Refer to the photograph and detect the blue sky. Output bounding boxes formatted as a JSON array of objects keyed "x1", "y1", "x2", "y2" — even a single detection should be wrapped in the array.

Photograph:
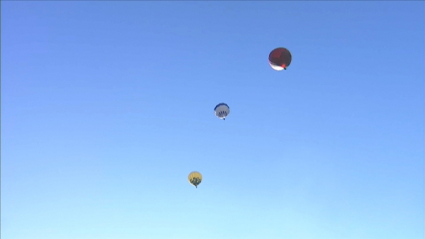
[{"x1": 2, "y1": 1, "x2": 424, "y2": 239}]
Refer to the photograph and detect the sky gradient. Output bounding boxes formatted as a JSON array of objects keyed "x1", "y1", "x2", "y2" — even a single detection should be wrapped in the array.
[{"x1": 2, "y1": 1, "x2": 424, "y2": 239}]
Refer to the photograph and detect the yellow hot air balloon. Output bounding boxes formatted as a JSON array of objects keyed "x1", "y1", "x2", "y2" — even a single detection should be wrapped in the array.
[{"x1": 188, "y1": 171, "x2": 202, "y2": 188}]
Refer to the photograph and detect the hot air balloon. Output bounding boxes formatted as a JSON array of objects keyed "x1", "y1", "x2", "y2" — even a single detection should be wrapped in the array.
[
  {"x1": 214, "y1": 103, "x2": 230, "y2": 120},
  {"x1": 188, "y1": 171, "x2": 202, "y2": 188},
  {"x1": 269, "y1": 47, "x2": 292, "y2": 71}
]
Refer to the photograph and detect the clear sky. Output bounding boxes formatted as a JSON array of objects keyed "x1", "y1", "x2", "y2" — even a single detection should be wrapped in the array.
[{"x1": 2, "y1": 1, "x2": 424, "y2": 239}]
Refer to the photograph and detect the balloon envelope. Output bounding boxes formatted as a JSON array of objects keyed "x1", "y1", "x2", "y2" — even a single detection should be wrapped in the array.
[
  {"x1": 214, "y1": 103, "x2": 230, "y2": 120},
  {"x1": 188, "y1": 171, "x2": 202, "y2": 188},
  {"x1": 269, "y1": 47, "x2": 292, "y2": 70}
]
